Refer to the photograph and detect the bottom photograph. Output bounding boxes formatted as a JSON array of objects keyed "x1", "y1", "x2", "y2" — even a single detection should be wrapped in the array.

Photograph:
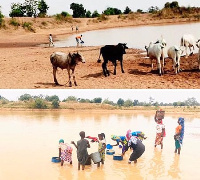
[{"x1": 0, "y1": 89, "x2": 200, "y2": 180}]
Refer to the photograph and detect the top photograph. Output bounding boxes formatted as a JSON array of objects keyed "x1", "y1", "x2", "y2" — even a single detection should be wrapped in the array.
[{"x1": 0, "y1": 0, "x2": 200, "y2": 89}]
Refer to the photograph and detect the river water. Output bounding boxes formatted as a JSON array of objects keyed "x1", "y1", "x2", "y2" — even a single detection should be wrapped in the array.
[
  {"x1": 1, "y1": 111, "x2": 200, "y2": 180},
  {"x1": 54, "y1": 22, "x2": 200, "y2": 53}
]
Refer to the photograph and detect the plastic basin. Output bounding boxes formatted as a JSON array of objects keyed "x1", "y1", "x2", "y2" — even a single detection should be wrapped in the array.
[
  {"x1": 106, "y1": 149, "x2": 115, "y2": 155},
  {"x1": 51, "y1": 157, "x2": 61, "y2": 163},
  {"x1": 113, "y1": 154, "x2": 123, "y2": 161}
]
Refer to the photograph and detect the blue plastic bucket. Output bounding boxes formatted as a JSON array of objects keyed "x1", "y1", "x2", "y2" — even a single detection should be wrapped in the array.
[
  {"x1": 106, "y1": 144, "x2": 113, "y2": 149},
  {"x1": 51, "y1": 157, "x2": 61, "y2": 163}
]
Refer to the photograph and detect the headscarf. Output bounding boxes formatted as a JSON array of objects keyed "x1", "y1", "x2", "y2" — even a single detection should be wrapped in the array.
[
  {"x1": 59, "y1": 139, "x2": 64, "y2": 144},
  {"x1": 178, "y1": 117, "x2": 185, "y2": 144},
  {"x1": 126, "y1": 130, "x2": 132, "y2": 141}
]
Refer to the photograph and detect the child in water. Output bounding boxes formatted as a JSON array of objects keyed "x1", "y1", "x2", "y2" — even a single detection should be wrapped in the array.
[
  {"x1": 58, "y1": 139, "x2": 73, "y2": 166},
  {"x1": 97, "y1": 133, "x2": 106, "y2": 167},
  {"x1": 71, "y1": 131, "x2": 90, "y2": 170}
]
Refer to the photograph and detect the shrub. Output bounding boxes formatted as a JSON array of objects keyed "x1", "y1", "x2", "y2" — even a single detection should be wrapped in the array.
[
  {"x1": 22, "y1": 22, "x2": 35, "y2": 32},
  {"x1": 0, "y1": 9, "x2": 4, "y2": 28},
  {"x1": 52, "y1": 100, "x2": 60, "y2": 108},
  {"x1": 33, "y1": 98, "x2": 47, "y2": 109},
  {"x1": 41, "y1": 21, "x2": 47, "y2": 26},
  {"x1": 97, "y1": 14, "x2": 108, "y2": 21},
  {"x1": 9, "y1": 18, "x2": 20, "y2": 27}
]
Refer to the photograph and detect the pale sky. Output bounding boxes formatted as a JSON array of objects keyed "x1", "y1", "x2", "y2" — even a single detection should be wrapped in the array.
[
  {"x1": 1, "y1": 0, "x2": 200, "y2": 17},
  {"x1": 0, "y1": 89, "x2": 200, "y2": 103}
]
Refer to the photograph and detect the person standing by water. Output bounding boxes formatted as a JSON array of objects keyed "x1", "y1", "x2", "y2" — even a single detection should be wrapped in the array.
[
  {"x1": 49, "y1": 34, "x2": 54, "y2": 47},
  {"x1": 154, "y1": 113, "x2": 166, "y2": 149},
  {"x1": 71, "y1": 131, "x2": 90, "y2": 170},
  {"x1": 75, "y1": 35, "x2": 84, "y2": 46},
  {"x1": 124, "y1": 136, "x2": 145, "y2": 164},
  {"x1": 174, "y1": 117, "x2": 185, "y2": 154},
  {"x1": 97, "y1": 133, "x2": 106, "y2": 167},
  {"x1": 58, "y1": 139, "x2": 73, "y2": 166}
]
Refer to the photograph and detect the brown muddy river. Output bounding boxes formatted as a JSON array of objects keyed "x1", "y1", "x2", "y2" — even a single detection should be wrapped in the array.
[{"x1": 1, "y1": 111, "x2": 200, "y2": 180}]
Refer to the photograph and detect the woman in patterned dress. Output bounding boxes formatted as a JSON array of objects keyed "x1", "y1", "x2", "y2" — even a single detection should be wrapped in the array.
[
  {"x1": 154, "y1": 115, "x2": 166, "y2": 149},
  {"x1": 174, "y1": 117, "x2": 185, "y2": 154},
  {"x1": 97, "y1": 133, "x2": 106, "y2": 167},
  {"x1": 58, "y1": 139, "x2": 73, "y2": 166}
]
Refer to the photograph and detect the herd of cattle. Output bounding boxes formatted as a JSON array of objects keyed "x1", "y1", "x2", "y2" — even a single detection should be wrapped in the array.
[{"x1": 50, "y1": 34, "x2": 200, "y2": 86}]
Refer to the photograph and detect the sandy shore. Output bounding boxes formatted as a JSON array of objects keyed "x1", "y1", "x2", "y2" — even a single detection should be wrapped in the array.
[{"x1": 0, "y1": 15, "x2": 199, "y2": 89}]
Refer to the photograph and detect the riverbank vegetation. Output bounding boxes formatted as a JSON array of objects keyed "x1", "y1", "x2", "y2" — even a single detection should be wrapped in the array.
[
  {"x1": 0, "y1": 1, "x2": 200, "y2": 32},
  {"x1": 0, "y1": 94, "x2": 200, "y2": 112}
]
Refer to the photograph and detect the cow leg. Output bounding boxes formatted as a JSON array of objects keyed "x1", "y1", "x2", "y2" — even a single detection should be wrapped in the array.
[
  {"x1": 185, "y1": 45, "x2": 188, "y2": 58},
  {"x1": 102, "y1": 62, "x2": 107, "y2": 77},
  {"x1": 157, "y1": 58, "x2": 162, "y2": 76},
  {"x1": 113, "y1": 61, "x2": 117, "y2": 75},
  {"x1": 120, "y1": 60, "x2": 125, "y2": 73},
  {"x1": 161, "y1": 55, "x2": 165, "y2": 75},
  {"x1": 151, "y1": 59, "x2": 154, "y2": 71},
  {"x1": 53, "y1": 67, "x2": 59, "y2": 85},
  {"x1": 72, "y1": 69, "x2": 77, "y2": 86},
  {"x1": 67, "y1": 69, "x2": 72, "y2": 87}
]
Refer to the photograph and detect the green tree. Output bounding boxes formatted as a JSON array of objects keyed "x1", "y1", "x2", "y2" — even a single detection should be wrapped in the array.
[
  {"x1": 148, "y1": 6, "x2": 159, "y2": 13},
  {"x1": 124, "y1": 99, "x2": 133, "y2": 107},
  {"x1": 124, "y1": 6, "x2": 132, "y2": 14},
  {"x1": 33, "y1": 98, "x2": 47, "y2": 109},
  {"x1": 45, "y1": 95, "x2": 59, "y2": 102},
  {"x1": 93, "y1": 97, "x2": 102, "y2": 103},
  {"x1": 0, "y1": 7, "x2": 4, "y2": 27},
  {"x1": 9, "y1": 3, "x2": 26, "y2": 17},
  {"x1": 117, "y1": 98, "x2": 124, "y2": 106},
  {"x1": 184, "y1": 97, "x2": 199, "y2": 106},
  {"x1": 86, "y1": 10, "x2": 91, "y2": 18},
  {"x1": 137, "y1": 9, "x2": 144, "y2": 13},
  {"x1": 38, "y1": 0, "x2": 49, "y2": 17},
  {"x1": 170, "y1": 1, "x2": 179, "y2": 8},
  {"x1": 24, "y1": 0, "x2": 38, "y2": 17},
  {"x1": 103, "y1": 7, "x2": 122, "y2": 15},
  {"x1": 61, "y1": 11, "x2": 70, "y2": 17},
  {"x1": 133, "y1": 99, "x2": 139, "y2": 106},
  {"x1": 92, "y1": 10, "x2": 100, "y2": 18},
  {"x1": 102, "y1": 98, "x2": 115, "y2": 106},
  {"x1": 70, "y1": 3, "x2": 86, "y2": 18},
  {"x1": 63, "y1": 96, "x2": 77, "y2": 102},
  {"x1": 19, "y1": 94, "x2": 32, "y2": 101},
  {"x1": 52, "y1": 99, "x2": 60, "y2": 108}
]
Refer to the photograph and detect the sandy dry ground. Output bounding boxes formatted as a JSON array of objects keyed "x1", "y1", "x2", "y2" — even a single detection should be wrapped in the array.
[{"x1": 0, "y1": 15, "x2": 199, "y2": 89}]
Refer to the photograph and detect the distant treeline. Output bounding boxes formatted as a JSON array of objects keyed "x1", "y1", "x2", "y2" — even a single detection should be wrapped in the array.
[{"x1": 0, "y1": 94, "x2": 200, "y2": 109}]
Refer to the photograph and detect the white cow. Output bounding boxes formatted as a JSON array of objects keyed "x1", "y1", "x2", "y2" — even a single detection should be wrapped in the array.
[
  {"x1": 145, "y1": 42, "x2": 165, "y2": 75},
  {"x1": 180, "y1": 34, "x2": 196, "y2": 58},
  {"x1": 167, "y1": 46, "x2": 182, "y2": 74},
  {"x1": 196, "y1": 39, "x2": 200, "y2": 70}
]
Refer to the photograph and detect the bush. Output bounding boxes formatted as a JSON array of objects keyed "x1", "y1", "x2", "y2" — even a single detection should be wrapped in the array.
[
  {"x1": 97, "y1": 14, "x2": 108, "y2": 21},
  {"x1": 33, "y1": 98, "x2": 47, "y2": 109},
  {"x1": 0, "y1": 9, "x2": 4, "y2": 28},
  {"x1": 52, "y1": 100, "x2": 60, "y2": 108},
  {"x1": 9, "y1": 18, "x2": 20, "y2": 27},
  {"x1": 22, "y1": 22, "x2": 35, "y2": 32}
]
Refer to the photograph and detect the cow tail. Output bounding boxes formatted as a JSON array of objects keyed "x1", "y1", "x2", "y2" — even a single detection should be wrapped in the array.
[{"x1": 97, "y1": 49, "x2": 102, "y2": 63}]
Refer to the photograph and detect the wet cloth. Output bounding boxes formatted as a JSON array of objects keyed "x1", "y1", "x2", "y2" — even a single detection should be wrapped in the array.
[
  {"x1": 58, "y1": 143, "x2": 73, "y2": 162},
  {"x1": 98, "y1": 139, "x2": 106, "y2": 161},
  {"x1": 128, "y1": 136, "x2": 145, "y2": 161},
  {"x1": 77, "y1": 139, "x2": 89, "y2": 165}
]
